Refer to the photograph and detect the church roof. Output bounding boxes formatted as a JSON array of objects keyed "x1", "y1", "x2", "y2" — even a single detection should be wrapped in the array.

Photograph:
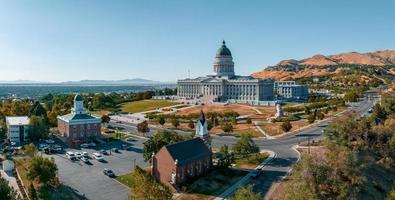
[
  {"x1": 216, "y1": 40, "x2": 232, "y2": 56},
  {"x1": 164, "y1": 138, "x2": 211, "y2": 166}
]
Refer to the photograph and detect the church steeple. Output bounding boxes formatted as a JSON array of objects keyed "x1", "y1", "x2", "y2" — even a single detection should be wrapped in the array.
[{"x1": 195, "y1": 109, "x2": 210, "y2": 148}]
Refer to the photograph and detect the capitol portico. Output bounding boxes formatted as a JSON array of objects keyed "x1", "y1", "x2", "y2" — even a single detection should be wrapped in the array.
[{"x1": 177, "y1": 41, "x2": 274, "y2": 104}]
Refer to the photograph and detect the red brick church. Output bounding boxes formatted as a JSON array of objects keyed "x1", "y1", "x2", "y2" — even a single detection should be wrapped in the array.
[
  {"x1": 57, "y1": 94, "x2": 101, "y2": 144},
  {"x1": 152, "y1": 110, "x2": 212, "y2": 189}
]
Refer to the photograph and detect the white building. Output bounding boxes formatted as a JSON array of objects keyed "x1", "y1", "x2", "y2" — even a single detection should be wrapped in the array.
[
  {"x1": 177, "y1": 41, "x2": 275, "y2": 105},
  {"x1": 5, "y1": 116, "x2": 30, "y2": 144}
]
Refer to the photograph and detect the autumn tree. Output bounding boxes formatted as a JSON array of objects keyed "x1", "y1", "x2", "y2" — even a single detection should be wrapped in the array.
[
  {"x1": 27, "y1": 155, "x2": 58, "y2": 185},
  {"x1": 229, "y1": 185, "x2": 260, "y2": 200},
  {"x1": 171, "y1": 118, "x2": 180, "y2": 128},
  {"x1": 130, "y1": 165, "x2": 172, "y2": 200},
  {"x1": 137, "y1": 120, "x2": 150, "y2": 134}
]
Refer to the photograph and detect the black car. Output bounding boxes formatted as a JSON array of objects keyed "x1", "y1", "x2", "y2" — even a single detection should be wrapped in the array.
[
  {"x1": 103, "y1": 169, "x2": 115, "y2": 177},
  {"x1": 100, "y1": 149, "x2": 108, "y2": 155}
]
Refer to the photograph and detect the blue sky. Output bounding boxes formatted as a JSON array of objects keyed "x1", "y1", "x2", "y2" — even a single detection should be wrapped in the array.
[{"x1": 0, "y1": 0, "x2": 394, "y2": 82}]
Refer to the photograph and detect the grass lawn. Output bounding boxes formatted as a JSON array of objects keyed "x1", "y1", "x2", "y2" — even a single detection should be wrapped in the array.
[
  {"x1": 234, "y1": 152, "x2": 269, "y2": 169},
  {"x1": 116, "y1": 172, "x2": 134, "y2": 188},
  {"x1": 185, "y1": 168, "x2": 248, "y2": 196},
  {"x1": 121, "y1": 100, "x2": 178, "y2": 113}
]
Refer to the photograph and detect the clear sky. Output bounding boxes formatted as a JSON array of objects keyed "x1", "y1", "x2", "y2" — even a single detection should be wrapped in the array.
[{"x1": 0, "y1": 0, "x2": 394, "y2": 82}]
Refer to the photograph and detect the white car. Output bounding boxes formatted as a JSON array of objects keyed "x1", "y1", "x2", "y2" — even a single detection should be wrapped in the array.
[
  {"x1": 82, "y1": 152, "x2": 89, "y2": 157},
  {"x1": 66, "y1": 151, "x2": 76, "y2": 160},
  {"x1": 75, "y1": 152, "x2": 82, "y2": 158},
  {"x1": 92, "y1": 153, "x2": 104, "y2": 161}
]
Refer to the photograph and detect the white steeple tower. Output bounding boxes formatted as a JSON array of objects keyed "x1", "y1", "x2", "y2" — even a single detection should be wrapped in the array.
[
  {"x1": 72, "y1": 94, "x2": 86, "y2": 115},
  {"x1": 195, "y1": 109, "x2": 210, "y2": 148}
]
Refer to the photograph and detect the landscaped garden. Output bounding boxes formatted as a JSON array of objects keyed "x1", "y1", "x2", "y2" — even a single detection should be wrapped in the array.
[
  {"x1": 121, "y1": 99, "x2": 178, "y2": 113},
  {"x1": 184, "y1": 168, "x2": 248, "y2": 196},
  {"x1": 116, "y1": 172, "x2": 134, "y2": 188}
]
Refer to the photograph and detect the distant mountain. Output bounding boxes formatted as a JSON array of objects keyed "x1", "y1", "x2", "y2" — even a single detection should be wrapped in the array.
[
  {"x1": 252, "y1": 50, "x2": 395, "y2": 80},
  {"x1": 60, "y1": 78, "x2": 173, "y2": 85},
  {"x1": 0, "y1": 78, "x2": 174, "y2": 85}
]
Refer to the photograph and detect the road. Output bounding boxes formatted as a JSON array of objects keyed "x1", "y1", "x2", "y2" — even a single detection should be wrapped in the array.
[
  {"x1": 211, "y1": 95, "x2": 377, "y2": 198},
  {"x1": 108, "y1": 90, "x2": 379, "y2": 199}
]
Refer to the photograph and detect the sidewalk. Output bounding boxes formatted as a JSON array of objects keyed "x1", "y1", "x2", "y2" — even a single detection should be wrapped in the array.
[{"x1": 214, "y1": 150, "x2": 276, "y2": 200}]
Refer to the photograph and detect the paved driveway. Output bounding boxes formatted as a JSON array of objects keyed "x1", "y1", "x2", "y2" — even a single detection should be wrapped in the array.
[{"x1": 46, "y1": 139, "x2": 148, "y2": 200}]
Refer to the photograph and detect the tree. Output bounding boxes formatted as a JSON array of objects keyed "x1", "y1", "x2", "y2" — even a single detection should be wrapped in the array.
[
  {"x1": 229, "y1": 185, "x2": 260, "y2": 200},
  {"x1": 171, "y1": 118, "x2": 180, "y2": 128},
  {"x1": 28, "y1": 116, "x2": 49, "y2": 142},
  {"x1": 27, "y1": 155, "x2": 58, "y2": 185},
  {"x1": 0, "y1": 176, "x2": 19, "y2": 200},
  {"x1": 130, "y1": 165, "x2": 172, "y2": 200},
  {"x1": 188, "y1": 120, "x2": 195, "y2": 129},
  {"x1": 281, "y1": 121, "x2": 292, "y2": 132},
  {"x1": 143, "y1": 130, "x2": 185, "y2": 162},
  {"x1": 388, "y1": 186, "x2": 395, "y2": 200},
  {"x1": 23, "y1": 143, "x2": 38, "y2": 156},
  {"x1": 307, "y1": 114, "x2": 316, "y2": 124},
  {"x1": 28, "y1": 182, "x2": 38, "y2": 200},
  {"x1": 101, "y1": 114, "x2": 111, "y2": 124},
  {"x1": 246, "y1": 118, "x2": 252, "y2": 124},
  {"x1": 217, "y1": 144, "x2": 234, "y2": 168},
  {"x1": 232, "y1": 133, "x2": 259, "y2": 155},
  {"x1": 158, "y1": 116, "x2": 165, "y2": 126},
  {"x1": 316, "y1": 111, "x2": 325, "y2": 120},
  {"x1": 0, "y1": 119, "x2": 7, "y2": 141},
  {"x1": 207, "y1": 121, "x2": 213, "y2": 130},
  {"x1": 221, "y1": 123, "x2": 233, "y2": 133},
  {"x1": 137, "y1": 121, "x2": 150, "y2": 134}
]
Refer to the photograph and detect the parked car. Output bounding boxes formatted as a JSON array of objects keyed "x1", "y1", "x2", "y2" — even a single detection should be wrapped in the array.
[
  {"x1": 111, "y1": 148, "x2": 119, "y2": 153},
  {"x1": 80, "y1": 143, "x2": 89, "y2": 148},
  {"x1": 103, "y1": 169, "x2": 115, "y2": 177},
  {"x1": 75, "y1": 152, "x2": 83, "y2": 158},
  {"x1": 82, "y1": 152, "x2": 89, "y2": 157},
  {"x1": 92, "y1": 153, "x2": 104, "y2": 161},
  {"x1": 368, "y1": 108, "x2": 373, "y2": 113},
  {"x1": 80, "y1": 157, "x2": 90, "y2": 164},
  {"x1": 66, "y1": 151, "x2": 76, "y2": 160},
  {"x1": 88, "y1": 142, "x2": 97, "y2": 147},
  {"x1": 45, "y1": 139, "x2": 55, "y2": 144},
  {"x1": 99, "y1": 149, "x2": 108, "y2": 155}
]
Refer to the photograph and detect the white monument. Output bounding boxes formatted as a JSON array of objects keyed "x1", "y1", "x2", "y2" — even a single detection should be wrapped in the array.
[{"x1": 275, "y1": 101, "x2": 284, "y2": 118}]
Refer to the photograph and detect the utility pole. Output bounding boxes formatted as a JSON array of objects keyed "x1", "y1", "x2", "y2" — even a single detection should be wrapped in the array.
[{"x1": 308, "y1": 136, "x2": 311, "y2": 154}]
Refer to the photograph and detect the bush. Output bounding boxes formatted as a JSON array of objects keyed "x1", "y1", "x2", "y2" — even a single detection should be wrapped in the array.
[
  {"x1": 281, "y1": 121, "x2": 292, "y2": 132},
  {"x1": 221, "y1": 123, "x2": 234, "y2": 133},
  {"x1": 307, "y1": 114, "x2": 316, "y2": 124},
  {"x1": 246, "y1": 118, "x2": 252, "y2": 124}
]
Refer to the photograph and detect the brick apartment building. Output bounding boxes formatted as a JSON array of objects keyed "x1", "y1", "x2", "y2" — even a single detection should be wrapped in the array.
[
  {"x1": 152, "y1": 137, "x2": 212, "y2": 189},
  {"x1": 57, "y1": 94, "x2": 101, "y2": 144}
]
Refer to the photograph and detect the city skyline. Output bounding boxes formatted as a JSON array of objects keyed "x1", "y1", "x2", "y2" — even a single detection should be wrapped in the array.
[{"x1": 1, "y1": 0, "x2": 395, "y2": 82}]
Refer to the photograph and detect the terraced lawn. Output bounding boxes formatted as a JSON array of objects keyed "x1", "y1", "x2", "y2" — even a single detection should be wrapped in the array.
[{"x1": 121, "y1": 100, "x2": 178, "y2": 113}]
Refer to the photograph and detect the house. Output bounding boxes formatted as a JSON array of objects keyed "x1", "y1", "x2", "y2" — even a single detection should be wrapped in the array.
[
  {"x1": 57, "y1": 94, "x2": 101, "y2": 144},
  {"x1": 5, "y1": 116, "x2": 29, "y2": 144},
  {"x1": 152, "y1": 137, "x2": 212, "y2": 189}
]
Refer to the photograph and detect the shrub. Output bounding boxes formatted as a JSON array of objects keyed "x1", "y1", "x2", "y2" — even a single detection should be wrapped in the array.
[{"x1": 281, "y1": 121, "x2": 292, "y2": 132}]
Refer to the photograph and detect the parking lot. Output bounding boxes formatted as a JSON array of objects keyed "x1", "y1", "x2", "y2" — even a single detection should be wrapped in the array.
[{"x1": 45, "y1": 138, "x2": 148, "y2": 200}]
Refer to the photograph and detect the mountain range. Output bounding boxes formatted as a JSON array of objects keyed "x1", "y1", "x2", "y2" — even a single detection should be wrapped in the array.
[
  {"x1": 0, "y1": 78, "x2": 174, "y2": 85},
  {"x1": 252, "y1": 50, "x2": 395, "y2": 80}
]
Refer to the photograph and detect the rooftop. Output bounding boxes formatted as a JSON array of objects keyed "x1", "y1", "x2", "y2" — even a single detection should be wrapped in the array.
[
  {"x1": 6, "y1": 116, "x2": 29, "y2": 126},
  {"x1": 164, "y1": 138, "x2": 211, "y2": 166},
  {"x1": 58, "y1": 113, "x2": 99, "y2": 122}
]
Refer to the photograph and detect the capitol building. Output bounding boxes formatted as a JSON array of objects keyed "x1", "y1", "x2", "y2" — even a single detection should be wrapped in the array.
[{"x1": 177, "y1": 41, "x2": 275, "y2": 104}]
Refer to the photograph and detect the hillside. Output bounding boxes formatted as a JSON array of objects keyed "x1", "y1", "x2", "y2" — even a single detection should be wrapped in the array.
[{"x1": 252, "y1": 50, "x2": 395, "y2": 81}]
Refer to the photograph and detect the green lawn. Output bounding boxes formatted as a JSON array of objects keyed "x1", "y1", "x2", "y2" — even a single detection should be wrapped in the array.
[
  {"x1": 186, "y1": 168, "x2": 248, "y2": 196},
  {"x1": 116, "y1": 172, "x2": 134, "y2": 188},
  {"x1": 234, "y1": 152, "x2": 269, "y2": 168},
  {"x1": 121, "y1": 100, "x2": 178, "y2": 113}
]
